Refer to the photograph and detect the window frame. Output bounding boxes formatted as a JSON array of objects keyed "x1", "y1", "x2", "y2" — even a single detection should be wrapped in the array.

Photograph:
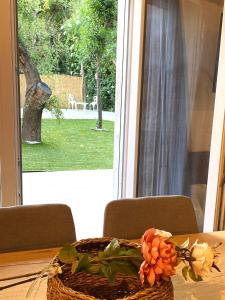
[
  {"x1": 0, "y1": 0, "x2": 22, "y2": 207},
  {"x1": 114, "y1": 0, "x2": 225, "y2": 232},
  {"x1": 204, "y1": 3, "x2": 225, "y2": 231},
  {"x1": 113, "y1": 0, "x2": 146, "y2": 199}
]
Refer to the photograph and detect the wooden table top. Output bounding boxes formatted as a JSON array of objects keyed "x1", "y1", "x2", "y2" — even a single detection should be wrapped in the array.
[{"x1": 0, "y1": 231, "x2": 225, "y2": 299}]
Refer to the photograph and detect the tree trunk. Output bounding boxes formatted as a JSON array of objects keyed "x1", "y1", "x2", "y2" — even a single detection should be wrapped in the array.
[
  {"x1": 96, "y1": 54, "x2": 102, "y2": 129},
  {"x1": 80, "y1": 63, "x2": 86, "y2": 104},
  {"x1": 18, "y1": 43, "x2": 52, "y2": 143}
]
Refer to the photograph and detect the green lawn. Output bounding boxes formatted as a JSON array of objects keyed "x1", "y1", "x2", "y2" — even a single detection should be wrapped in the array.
[{"x1": 22, "y1": 119, "x2": 114, "y2": 171}]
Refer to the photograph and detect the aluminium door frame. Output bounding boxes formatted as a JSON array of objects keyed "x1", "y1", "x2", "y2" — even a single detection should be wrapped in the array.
[
  {"x1": 113, "y1": 0, "x2": 146, "y2": 199},
  {"x1": 0, "y1": 0, "x2": 22, "y2": 207},
  {"x1": 114, "y1": 0, "x2": 225, "y2": 232},
  {"x1": 204, "y1": 2, "x2": 225, "y2": 231}
]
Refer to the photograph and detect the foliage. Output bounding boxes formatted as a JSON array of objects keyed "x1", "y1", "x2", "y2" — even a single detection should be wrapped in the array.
[
  {"x1": 78, "y1": 0, "x2": 117, "y2": 59},
  {"x1": 59, "y1": 239, "x2": 142, "y2": 283},
  {"x1": 18, "y1": 0, "x2": 74, "y2": 74},
  {"x1": 25, "y1": 228, "x2": 222, "y2": 298},
  {"x1": 79, "y1": 0, "x2": 117, "y2": 113},
  {"x1": 43, "y1": 0, "x2": 74, "y2": 26},
  {"x1": 62, "y1": 0, "x2": 117, "y2": 111},
  {"x1": 45, "y1": 95, "x2": 64, "y2": 119},
  {"x1": 49, "y1": 229, "x2": 221, "y2": 287},
  {"x1": 22, "y1": 119, "x2": 114, "y2": 171},
  {"x1": 41, "y1": 0, "x2": 76, "y2": 74},
  {"x1": 18, "y1": 0, "x2": 56, "y2": 74},
  {"x1": 82, "y1": 59, "x2": 116, "y2": 111},
  {"x1": 18, "y1": 0, "x2": 117, "y2": 111}
]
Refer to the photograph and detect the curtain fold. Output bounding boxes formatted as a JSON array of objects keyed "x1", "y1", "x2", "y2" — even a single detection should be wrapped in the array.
[{"x1": 138, "y1": 0, "x2": 190, "y2": 196}]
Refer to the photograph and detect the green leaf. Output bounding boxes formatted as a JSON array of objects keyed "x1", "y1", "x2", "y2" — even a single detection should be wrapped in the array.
[
  {"x1": 110, "y1": 260, "x2": 139, "y2": 276},
  {"x1": 103, "y1": 239, "x2": 120, "y2": 257},
  {"x1": 58, "y1": 244, "x2": 78, "y2": 264},
  {"x1": 76, "y1": 254, "x2": 91, "y2": 272},
  {"x1": 182, "y1": 266, "x2": 189, "y2": 281},
  {"x1": 71, "y1": 261, "x2": 79, "y2": 273},
  {"x1": 118, "y1": 247, "x2": 142, "y2": 258},
  {"x1": 100, "y1": 263, "x2": 116, "y2": 283},
  {"x1": 100, "y1": 260, "x2": 139, "y2": 283},
  {"x1": 102, "y1": 241, "x2": 141, "y2": 260},
  {"x1": 188, "y1": 268, "x2": 203, "y2": 282},
  {"x1": 98, "y1": 251, "x2": 104, "y2": 259}
]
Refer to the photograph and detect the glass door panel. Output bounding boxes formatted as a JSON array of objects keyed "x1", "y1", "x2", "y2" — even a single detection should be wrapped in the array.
[
  {"x1": 138, "y1": 0, "x2": 224, "y2": 230},
  {"x1": 17, "y1": 0, "x2": 117, "y2": 239}
]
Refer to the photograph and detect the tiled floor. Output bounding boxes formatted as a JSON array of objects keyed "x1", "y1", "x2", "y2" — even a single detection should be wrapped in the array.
[{"x1": 22, "y1": 170, "x2": 114, "y2": 241}]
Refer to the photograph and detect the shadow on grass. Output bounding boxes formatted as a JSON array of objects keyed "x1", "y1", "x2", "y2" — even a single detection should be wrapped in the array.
[{"x1": 23, "y1": 142, "x2": 59, "y2": 150}]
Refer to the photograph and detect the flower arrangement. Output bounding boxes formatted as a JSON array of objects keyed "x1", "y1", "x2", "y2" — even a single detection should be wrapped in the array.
[
  {"x1": 139, "y1": 228, "x2": 221, "y2": 286},
  {"x1": 24, "y1": 228, "x2": 221, "y2": 299},
  {"x1": 47, "y1": 228, "x2": 220, "y2": 286},
  {"x1": 0, "y1": 228, "x2": 221, "y2": 300}
]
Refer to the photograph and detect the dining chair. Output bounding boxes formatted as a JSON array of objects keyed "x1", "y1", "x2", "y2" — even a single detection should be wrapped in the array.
[
  {"x1": 103, "y1": 195, "x2": 199, "y2": 239},
  {"x1": 0, "y1": 203, "x2": 76, "y2": 252}
]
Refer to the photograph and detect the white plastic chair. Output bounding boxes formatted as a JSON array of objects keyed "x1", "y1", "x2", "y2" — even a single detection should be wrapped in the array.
[
  {"x1": 89, "y1": 96, "x2": 98, "y2": 110},
  {"x1": 68, "y1": 94, "x2": 77, "y2": 110},
  {"x1": 76, "y1": 100, "x2": 89, "y2": 110}
]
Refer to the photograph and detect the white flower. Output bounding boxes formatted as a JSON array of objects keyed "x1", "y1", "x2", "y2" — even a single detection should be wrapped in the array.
[
  {"x1": 191, "y1": 242, "x2": 214, "y2": 277},
  {"x1": 155, "y1": 229, "x2": 172, "y2": 238}
]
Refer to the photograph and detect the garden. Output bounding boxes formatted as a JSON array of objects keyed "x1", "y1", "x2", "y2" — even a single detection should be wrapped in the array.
[
  {"x1": 18, "y1": 0, "x2": 117, "y2": 171},
  {"x1": 22, "y1": 119, "x2": 114, "y2": 171}
]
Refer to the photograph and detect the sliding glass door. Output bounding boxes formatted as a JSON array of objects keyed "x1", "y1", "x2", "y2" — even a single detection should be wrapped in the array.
[{"x1": 137, "y1": 0, "x2": 224, "y2": 230}]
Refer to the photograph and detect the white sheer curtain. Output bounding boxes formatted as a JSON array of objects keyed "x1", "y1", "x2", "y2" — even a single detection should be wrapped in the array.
[
  {"x1": 138, "y1": 0, "x2": 189, "y2": 196},
  {"x1": 137, "y1": 0, "x2": 223, "y2": 230}
]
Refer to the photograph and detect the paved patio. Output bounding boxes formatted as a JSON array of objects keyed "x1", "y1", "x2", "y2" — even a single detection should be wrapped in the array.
[
  {"x1": 42, "y1": 108, "x2": 115, "y2": 121},
  {"x1": 22, "y1": 109, "x2": 115, "y2": 240}
]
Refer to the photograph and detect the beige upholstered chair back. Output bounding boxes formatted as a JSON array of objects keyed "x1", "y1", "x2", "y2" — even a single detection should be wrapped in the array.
[
  {"x1": 103, "y1": 196, "x2": 199, "y2": 239},
  {"x1": 0, "y1": 204, "x2": 76, "y2": 252}
]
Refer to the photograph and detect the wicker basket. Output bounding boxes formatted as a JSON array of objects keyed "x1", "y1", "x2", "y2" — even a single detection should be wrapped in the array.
[{"x1": 47, "y1": 238, "x2": 174, "y2": 300}]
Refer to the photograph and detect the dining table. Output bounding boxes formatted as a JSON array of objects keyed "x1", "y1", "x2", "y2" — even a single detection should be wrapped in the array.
[{"x1": 0, "y1": 231, "x2": 225, "y2": 300}]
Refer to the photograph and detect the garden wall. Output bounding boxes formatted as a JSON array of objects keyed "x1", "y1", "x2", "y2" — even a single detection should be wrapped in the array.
[{"x1": 19, "y1": 74, "x2": 84, "y2": 108}]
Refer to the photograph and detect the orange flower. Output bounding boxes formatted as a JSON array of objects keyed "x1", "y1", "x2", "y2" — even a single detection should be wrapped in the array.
[{"x1": 139, "y1": 228, "x2": 177, "y2": 286}]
